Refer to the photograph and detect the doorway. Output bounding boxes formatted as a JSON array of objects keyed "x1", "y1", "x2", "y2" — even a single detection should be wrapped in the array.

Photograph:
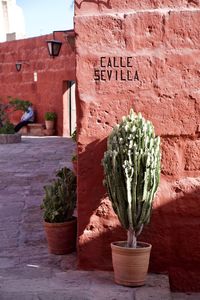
[{"x1": 63, "y1": 81, "x2": 76, "y2": 137}]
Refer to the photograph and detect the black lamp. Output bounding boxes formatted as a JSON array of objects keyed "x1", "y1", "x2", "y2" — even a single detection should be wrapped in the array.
[
  {"x1": 15, "y1": 60, "x2": 30, "y2": 72},
  {"x1": 15, "y1": 62, "x2": 22, "y2": 72},
  {"x1": 46, "y1": 30, "x2": 74, "y2": 58},
  {"x1": 46, "y1": 39, "x2": 62, "y2": 57}
]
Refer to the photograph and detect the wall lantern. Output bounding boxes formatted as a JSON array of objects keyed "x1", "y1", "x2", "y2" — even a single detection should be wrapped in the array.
[
  {"x1": 15, "y1": 60, "x2": 30, "y2": 72},
  {"x1": 46, "y1": 29, "x2": 74, "y2": 58},
  {"x1": 15, "y1": 62, "x2": 22, "y2": 72},
  {"x1": 46, "y1": 39, "x2": 62, "y2": 57}
]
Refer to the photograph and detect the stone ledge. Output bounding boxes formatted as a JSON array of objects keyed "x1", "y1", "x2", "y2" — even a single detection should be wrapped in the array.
[
  {"x1": 0, "y1": 272, "x2": 171, "y2": 300},
  {"x1": 0, "y1": 133, "x2": 21, "y2": 144},
  {"x1": 19, "y1": 123, "x2": 45, "y2": 136}
]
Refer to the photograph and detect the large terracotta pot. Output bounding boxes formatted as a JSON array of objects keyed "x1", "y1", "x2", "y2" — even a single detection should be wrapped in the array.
[
  {"x1": 45, "y1": 120, "x2": 54, "y2": 130},
  {"x1": 44, "y1": 217, "x2": 77, "y2": 254},
  {"x1": 111, "y1": 241, "x2": 152, "y2": 286}
]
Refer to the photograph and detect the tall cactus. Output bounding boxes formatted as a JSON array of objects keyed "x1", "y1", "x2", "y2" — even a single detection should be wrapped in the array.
[{"x1": 102, "y1": 109, "x2": 161, "y2": 248}]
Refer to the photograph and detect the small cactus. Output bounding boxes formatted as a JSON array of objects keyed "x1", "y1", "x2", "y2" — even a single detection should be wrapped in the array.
[
  {"x1": 41, "y1": 167, "x2": 76, "y2": 223},
  {"x1": 102, "y1": 109, "x2": 161, "y2": 248}
]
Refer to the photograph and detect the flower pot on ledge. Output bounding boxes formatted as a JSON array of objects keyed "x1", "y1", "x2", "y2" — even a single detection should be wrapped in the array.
[
  {"x1": 45, "y1": 120, "x2": 55, "y2": 130},
  {"x1": 44, "y1": 112, "x2": 57, "y2": 133}
]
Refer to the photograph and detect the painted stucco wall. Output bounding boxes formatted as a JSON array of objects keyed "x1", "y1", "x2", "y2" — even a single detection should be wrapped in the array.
[
  {"x1": 0, "y1": 31, "x2": 75, "y2": 135},
  {"x1": 75, "y1": 1, "x2": 200, "y2": 292},
  {"x1": 0, "y1": 0, "x2": 25, "y2": 42}
]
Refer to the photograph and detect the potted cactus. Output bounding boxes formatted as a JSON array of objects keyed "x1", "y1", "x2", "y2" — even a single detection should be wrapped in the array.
[
  {"x1": 41, "y1": 167, "x2": 77, "y2": 254},
  {"x1": 102, "y1": 109, "x2": 161, "y2": 286}
]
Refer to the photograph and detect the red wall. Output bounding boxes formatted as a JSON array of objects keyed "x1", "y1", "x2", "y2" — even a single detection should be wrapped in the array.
[
  {"x1": 75, "y1": 1, "x2": 200, "y2": 292},
  {"x1": 0, "y1": 31, "x2": 75, "y2": 135}
]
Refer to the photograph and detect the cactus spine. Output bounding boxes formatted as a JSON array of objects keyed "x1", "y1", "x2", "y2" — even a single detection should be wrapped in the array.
[{"x1": 102, "y1": 109, "x2": 161, "y2": 248}]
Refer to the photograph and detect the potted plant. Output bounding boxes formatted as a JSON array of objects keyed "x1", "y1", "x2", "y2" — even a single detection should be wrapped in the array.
[
  {"x1": 102, "y1": 109, "x2": 161, "y2": 286},
  {"x1": 8, "y1": 97, "x2": 32, "y2": 112},
  {"x1": 71, "y1": 128, "x2": 77, "y2": 174},
  {"x1": 41, "y1": 167, "x2": 77, "y2": 254},
  {"x1": 44, "y1": 111, "x2": 57, "y2": 130}
]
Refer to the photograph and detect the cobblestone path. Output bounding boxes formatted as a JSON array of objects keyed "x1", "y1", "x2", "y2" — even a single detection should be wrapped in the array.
[{"x1": 0, "y1": 137, "x2": 198, "y2": 299}]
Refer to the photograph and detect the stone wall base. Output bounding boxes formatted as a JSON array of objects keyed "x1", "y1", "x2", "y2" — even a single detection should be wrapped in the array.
[{"x1": 0, "y1": 134, "x2": 21, "y2": 144}]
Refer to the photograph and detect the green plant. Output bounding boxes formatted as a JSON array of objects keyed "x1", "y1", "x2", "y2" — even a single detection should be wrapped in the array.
[
  {"x1": 71, "y1": 154, "x2": 77, "y2": 162},
  {"x1": 0, "y1": 101, "x2": 9, "y2": 128},
  {"x1": 0, "y1": 97, "x2": 32, "y2": 134},
  {"x1": 102, "y1": 109, "x2": 161, "y2": 248},
  {"x1": 71, "y1": 128, "x2": 77, "y2": 142},
  {"x1": 8, "y1": 97, "x2": 32, "y2": 112},
  {"x1": 41, "y1": 167, "x2": 76, "y2": 223},
  {"x1": 44, "y1": 112, "x2": 57, "y2": 121},
  {"x1": 0, "y1": 121, "x2": 15, "y2": 134}
]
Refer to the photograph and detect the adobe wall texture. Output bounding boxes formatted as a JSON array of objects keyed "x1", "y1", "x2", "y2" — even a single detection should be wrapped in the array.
[
  {"x1": 0, "y1": 32, "x2": 75, "y2": 135},
  {"x1": 75, "y1": 1, "x2": 200, "y2": 292}
]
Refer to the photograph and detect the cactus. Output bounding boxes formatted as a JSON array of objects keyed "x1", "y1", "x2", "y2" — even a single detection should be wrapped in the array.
[
  {"x1": 41, "y1": 167, "x2": 76, "y2": 223},
  {"x1": 102, "y1": 109, "x2": 161, "y2": 248}
]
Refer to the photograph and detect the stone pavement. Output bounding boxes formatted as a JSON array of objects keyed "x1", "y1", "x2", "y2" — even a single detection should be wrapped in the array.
[{"x1": 0, "y1": 136, "x2": 199, "y2": 300}]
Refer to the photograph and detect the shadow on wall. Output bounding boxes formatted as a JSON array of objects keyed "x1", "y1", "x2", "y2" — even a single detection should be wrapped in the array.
[
  {"x1": 75, "y1": 0, "x2": 112, "y2": 9},
  {"x1": 77, "y1": 137, "x2": 124, "y2": 269},
  {"x1": 145, "y1": 180, "x2": 200, "y2": 292},
  {"x1": 77, "y1": 138, "x2": 200, "y2": 291},
  {"x1": 77, "y1": 137, "x2": 108, "y2": 233}
]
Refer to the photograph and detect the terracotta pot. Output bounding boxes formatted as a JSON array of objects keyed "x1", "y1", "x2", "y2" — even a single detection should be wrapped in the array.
[
  {"x1": 44, "y1": 217, "x2": 77, "y2": 254},
  {"x1": 111, "y1": 241, "x2": 152, "y2": 287},
  {"x1": 44, "y1": 128, "x2": 55, "y2": 136},
  {"x1": 45, "y1": 120, "x2": 54, "y2": 130}
]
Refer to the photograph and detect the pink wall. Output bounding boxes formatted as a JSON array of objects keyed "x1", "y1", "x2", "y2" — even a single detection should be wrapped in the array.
[
  {"x1": 0, "y1": 31, "x2": 75, "y2": 135},
  {"x1": 75, "y1": 1, "x2": 200, "y2": 292}
]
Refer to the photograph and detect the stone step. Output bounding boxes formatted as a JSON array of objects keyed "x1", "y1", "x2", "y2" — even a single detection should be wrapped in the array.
[
  {"x1": 135, "y1": 273, "x2": 172, "y2": 300},
  {"x1": 0, "y1": 270, "x2": 172, "y2": 300},
  {"x1": 171, "y1": 292, "x2": 200, "y2": 300},
  {"x1": 19, "y1": 123, "x2": 45, "y2": 136}
]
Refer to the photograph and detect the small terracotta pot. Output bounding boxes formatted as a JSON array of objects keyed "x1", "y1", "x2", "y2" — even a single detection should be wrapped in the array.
[
  {"x1": 44, "y1": 217, "x2": 77, "y2": 254},
  {"x1": 45, "y1": 120, "x2": 54, "y2": 130},
  {"x1": 111, "y1": 241, "x2": 152, "y2": 287}
]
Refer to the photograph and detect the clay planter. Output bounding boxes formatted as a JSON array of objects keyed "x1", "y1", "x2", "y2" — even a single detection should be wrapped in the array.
[
  {"x1": 44, "y1": 217, "x2": 77, "y2": 254},
  {"x1": 45, "y1": 120, "x2": 54, "y2": 130},
  {"x1": 111, "y1": 241, "x2": 152, "y2": 287}
]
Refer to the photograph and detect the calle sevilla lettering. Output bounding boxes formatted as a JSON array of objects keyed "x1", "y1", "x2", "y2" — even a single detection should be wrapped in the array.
[{"x1": 94, "y1": 57, "x2": 139, "y2": 82}]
